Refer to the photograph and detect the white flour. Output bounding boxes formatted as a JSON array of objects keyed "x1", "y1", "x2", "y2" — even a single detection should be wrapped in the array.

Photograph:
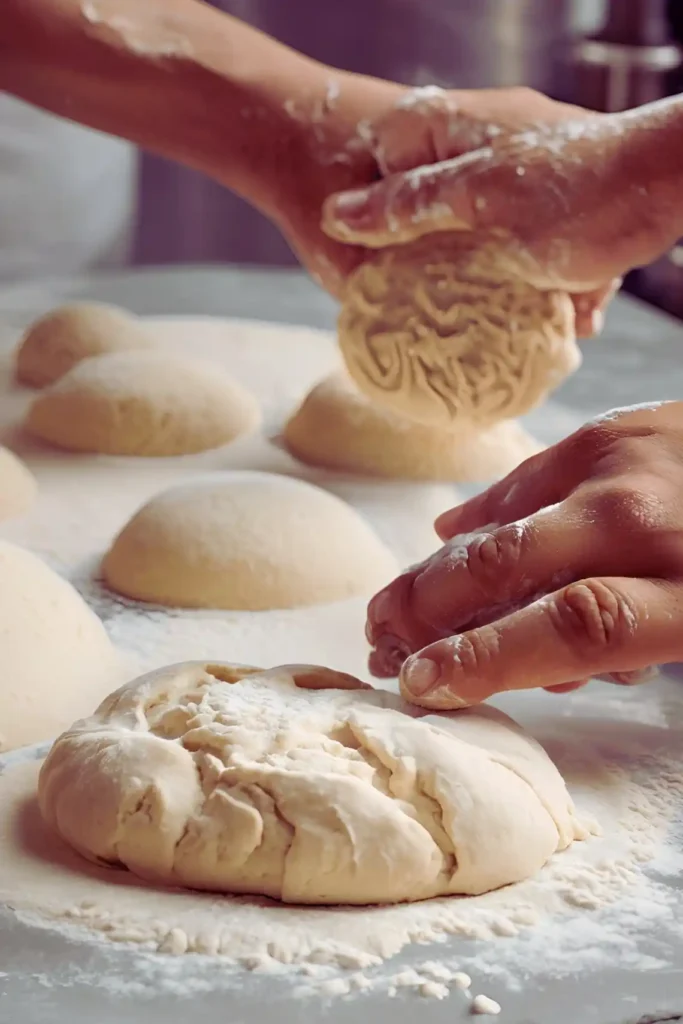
[{"x1": 0, "y1": 316, "x2": 682, "y2": 1012}]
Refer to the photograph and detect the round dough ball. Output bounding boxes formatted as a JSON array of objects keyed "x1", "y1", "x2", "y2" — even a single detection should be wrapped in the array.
[
  {"x1": 25, "y1": 350, "x2": 261, "y2": 456},
  {"x1": 102, "y1": 471, "x2": 398, "y2": 610},
  {"x1": 38, "y1": 661, "x2": 588, "y2": 904},
  {"x1": 283, "y1": 372, "x2": 541, "y2": 482},
  {"x1": 0, "y1": 540, "x2": 121, "y2": 752},
  {"x1": 339, "y1": 233, "x2": 581, "y2": 428},
  {"x1": 15, "y1": 302, "x2": 154, "y2": 388},
  {"x1": 0, "y1": 447, "x2": 37, "y2": 521}
]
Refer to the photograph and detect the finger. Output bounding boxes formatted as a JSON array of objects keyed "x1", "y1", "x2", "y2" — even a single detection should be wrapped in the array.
[
  {"x1": 372, "y1": 94, "x2": 447, "y2": 176},
  {"x1": 597, "y1": 665, "x2": 660, "y2": 686},
  {"x1": 322, "y1": 150, "x2": 491, "y2": 247},
  {"x1": 366, "y1": 573, "x2": 425, "y2": 668},
  {"x1": 367, "y1": 446, "x2": 578, "y2": 667},
  {"x1": 571, "y1": 278, "x2": 621, "y2": 339},
  {"x1": 406, "y1": 503, "x2": 596, "y2": 647},
  {"x1": 434, "y1": 444, "x2": 562, "y2": 541},
  {"x1": 367, "y1": 492, "x2": 596, "y2": 666},
  {"x1": 399, "y1": 577, "x2": 683, "y2": 708},
  {"x1": 544, "y1": 680, "x2": 590, "y2": 694},
  {"x1": 374, "y1": 95, "x2": 492, "y2": 176}
]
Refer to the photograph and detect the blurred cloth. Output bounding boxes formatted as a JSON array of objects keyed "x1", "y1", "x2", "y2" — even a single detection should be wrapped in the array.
[{"x1": 0, "y1": 95, "x2": 137, "y2": 283}]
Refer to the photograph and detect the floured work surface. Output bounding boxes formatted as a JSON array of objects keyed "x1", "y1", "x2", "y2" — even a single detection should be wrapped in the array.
[{"x1": 0, "y1": 316, "x2": 682, "y2": 1023}]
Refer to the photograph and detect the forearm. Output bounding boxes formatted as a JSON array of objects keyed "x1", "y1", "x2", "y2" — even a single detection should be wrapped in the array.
[{"x1": 0, "y1": 0, "x2": 336, "y2": 216}]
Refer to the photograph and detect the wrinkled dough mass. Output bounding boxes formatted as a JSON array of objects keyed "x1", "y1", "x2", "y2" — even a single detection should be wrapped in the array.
[
  {"x1": 283, "y1": 372, "x2": 541, "y2": 482},
  {"x1": 38, "y1": 662, "x2": 588, "y2": 905},
  {"x1": 15, "y1": 302, "x2": 154, "y2": 388},
  {"x1": 25, "y1": 350, "x2": 261, "y2": 456},
  {"x1": 102, "y1": 471, "x2": 398, "y2": 610},
  {"x1": 339, "y1": 233, "x2": 580, "y2": 428}
]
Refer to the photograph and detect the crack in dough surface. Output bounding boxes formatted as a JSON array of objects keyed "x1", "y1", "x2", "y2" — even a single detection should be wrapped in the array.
[{"x1": 38, "y1": 661, "x2": 588, "y2": 905}]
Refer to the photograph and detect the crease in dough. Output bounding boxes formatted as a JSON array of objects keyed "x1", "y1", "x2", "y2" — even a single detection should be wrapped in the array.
[{"x1": 38, "y1": 661, "x2": 590, "y2": 906}]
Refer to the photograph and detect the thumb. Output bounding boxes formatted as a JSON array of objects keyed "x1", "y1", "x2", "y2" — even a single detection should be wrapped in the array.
[{"x1": 321, "y1": 149, "x2": 492, "y2": 248}]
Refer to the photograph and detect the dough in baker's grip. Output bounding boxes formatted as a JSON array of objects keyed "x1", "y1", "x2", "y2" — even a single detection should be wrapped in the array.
[
  {"x1": 102, "y1": 471, "x2": 399, "y2": 610},
  {"x1": 0, "y1": 446, "x2": 37, "y2": 521},
  {"x1": 38, "y1": 661, "x2": 589, "y2": 904},
  {"x1": 338, "y1": 232, "x2": 581, "y2": 428},
  {"x1": 15, "y1": 302, "x2": 155, "y2": 388},
  {"x1": 0, "y1": 540, "x2": 122, "y2": 751},
  {"x1": 283, "y1": 372, "x2": 541, "y2": 481},
  {"x1": 25, "y1": 350, "x2": 261, "y2": 456}
]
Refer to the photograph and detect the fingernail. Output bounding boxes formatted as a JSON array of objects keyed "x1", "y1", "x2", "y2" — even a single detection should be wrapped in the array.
[
  {"x1": 400, "y1": 655, "x2": 440, "y2": 695},
  {"x1": 368, "y1": 588, "x2": 392, "y2": 626},
  {"x1": 368, "y1": 634, "x2": 411, "y2": 678},
  {"x1": 329, "y1": 187, "x2": 372, "y2": 223}
]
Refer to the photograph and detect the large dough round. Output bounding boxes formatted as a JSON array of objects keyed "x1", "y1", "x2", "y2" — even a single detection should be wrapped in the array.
[
  {"x1": 283, "y1": 372, "x2": 541, "y2": 481},
  {"x1": 0, "y1": 541, "x2": 122, "y2": 752},
  {"x1": 339, "y1": 233, "x2": 580, "y2": 428},
  {"x1": 25, "y1": 350, "x2": 261, "y2": 456},
  {"x1": 38, "y1": 661, "x2": 587, "y2": 904},
  {"x1": 0, "y1": 447, "x2": 37, "y2": 521},
  {"x1": 102, "y1": 471, "x2": 398, "y2": 610},
  {"x1": 15, "y1": 302, "x2": 154, "y2": 388}
]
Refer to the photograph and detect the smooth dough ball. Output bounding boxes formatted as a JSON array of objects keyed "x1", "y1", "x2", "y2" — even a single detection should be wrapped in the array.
[
  {"x1": 0, "y1": 447, "x2": 37, "y2": 521},
  {"x1": 338, "y1": 233, "x2": 581, "y2": 428},
  {"x1": 283, "y1": 372, "x2": 541, "y2": 482},
  {"x1": 0, "y1": 540, "x2": 121, "y2": 752},
  {"x1": 15, "y1": 302, "x2": 154, "y2": 388},
  {"x1": 102, "y1": 471, "x2": 398, "y2": 610},
  {"x1": 25, "y1": 350, "x2": 261, "y2": 456},
  {"x1": 38, "y1": 661, "x2": 588, "y2": 904}
]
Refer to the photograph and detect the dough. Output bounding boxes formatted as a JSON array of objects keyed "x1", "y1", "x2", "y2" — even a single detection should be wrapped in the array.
[
  {"x1": 339, "y1": 233, "x2": 581, "y2": 428},
  {"x1": 15, "y1": 302, "x2": 154, "y2": 388},
  {"x1": 0, "y1": 540, "x2": 121, "y2": 752},
  {"x1": 0, "y1": 446, "x2": 37, "y2": 521},
  {"x1": 38, "y1": 661, "x2": 588, "y2": 904},
  {"x1": 25, "y1": 350, "x2": 261, "y2": 456},
  {"x1": 283, "y1": 372, "x2": 541, "y2": 481},
  {"x1": 102, "y1": 471, "x2": 398, "y2": 610}
]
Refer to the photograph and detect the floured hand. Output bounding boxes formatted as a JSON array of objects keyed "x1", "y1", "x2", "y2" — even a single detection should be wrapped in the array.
[
  {"x1": 321, "y1": 89, "x2": 683, "y2": 335},
  {"x1": 366, "y1": 402, "x2": 683, "y2": 708}
]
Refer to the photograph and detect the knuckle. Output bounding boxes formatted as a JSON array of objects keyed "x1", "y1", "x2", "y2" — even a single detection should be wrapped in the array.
[
  {"x1": 548, "y1": 579, "x2": 639, "y2": 651},
  {"x1": 449, "y1": 626, "x2": 500, "y2": 677},
  {"x1": 581, "y1": 479, "x2": 665, "y2": 534},
  {"x1": 568, "y1": 422, "x2": 618, "y2": 465},
  {"x1": 465, "y1": 523, "x2": 525, "y2": 593}
]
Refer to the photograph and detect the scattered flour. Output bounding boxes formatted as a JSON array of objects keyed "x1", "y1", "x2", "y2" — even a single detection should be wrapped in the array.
[{"x1": 0, "y1": 315, "x2": 682, "y2": 1013}]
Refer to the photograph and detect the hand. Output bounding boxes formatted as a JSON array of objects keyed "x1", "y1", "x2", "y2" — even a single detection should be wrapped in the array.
[
  {"x1": 264, "y1": 73, "x2": 405, "y2": 298},
  {"x1": 320, "y1": 86, "x2": 640, "y2": 334},
  {"x1": 365, "y1": 402, "x2": 683, "y2": 708}
]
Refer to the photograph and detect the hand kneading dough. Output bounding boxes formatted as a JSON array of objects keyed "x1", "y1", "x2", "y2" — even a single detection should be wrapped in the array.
[
  {"x1": 0, "y1": 541, "x2": 121, "y2": 751},
  {"x1": 339, "y1": 233, "x2": 581, "y2": 428},
  {"x1": 0, "y1": 447, "x2": 37, "y2": 521},
  {"x1": 283, "y1": 372, "x2": 541, "y2": 481},
  {"x1": 38, "y1": 661, "x2": 588, "y2": 904},
  {"x1": 15, "y1": 302, "x2": 154, "y2": 388},
  {"x1": 25, "y1": 350, "x2": 261, "y2": 456},
  {"x1": 102, "y1": 471, "x2": 398, "y2": 610}
]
